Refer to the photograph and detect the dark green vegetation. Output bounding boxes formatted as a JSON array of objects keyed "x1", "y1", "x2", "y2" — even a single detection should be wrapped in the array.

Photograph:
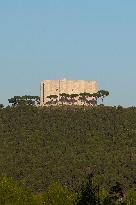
[
  {"x1": 8, "y1": 95, "x2": 40, "y2": 106},
  {"x1": 46, "y1": 90, "x2": 109, "y2": 105},
  {"x1": 0, "y1": 105, "x2": 136, "y2": 193},
  {"x1": 0, "y1": 175, "x2": 136, "y2": 204}
]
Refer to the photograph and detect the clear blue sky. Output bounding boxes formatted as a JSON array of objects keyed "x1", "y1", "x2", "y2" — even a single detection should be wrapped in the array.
[{"x1": 0, "y1": 0, "x2": 136, "y2": 107}]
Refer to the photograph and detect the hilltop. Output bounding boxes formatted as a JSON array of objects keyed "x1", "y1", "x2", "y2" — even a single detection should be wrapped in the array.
[{"x1": 0, "y1": 105, "x2": 135, "y2": 192}]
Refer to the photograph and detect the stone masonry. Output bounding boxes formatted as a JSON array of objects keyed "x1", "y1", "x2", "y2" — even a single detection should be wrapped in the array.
[{"x1": 40, "y1": 80, "x2": 97, "y2": 106}]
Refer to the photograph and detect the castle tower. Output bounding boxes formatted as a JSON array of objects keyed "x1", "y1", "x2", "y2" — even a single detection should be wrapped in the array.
[{"x1": 40, "y1": 80, "x2": 97, "y2": 106}]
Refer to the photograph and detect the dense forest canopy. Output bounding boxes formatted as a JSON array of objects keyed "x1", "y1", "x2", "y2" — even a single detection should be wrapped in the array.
[{"x1": 0, "y1": 105, "x2": 135, "y2": 194}]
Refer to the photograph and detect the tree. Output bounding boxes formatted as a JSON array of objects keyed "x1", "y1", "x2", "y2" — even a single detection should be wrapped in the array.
[
  {"x1": 79, "y1": 93, "x2": 88, "y2": 105},
  {"x1": 59, "y1": 93, "x2": 70, "y2": 105},
  {"x1": 103, "y1": 182, "x2": 125, "y2": 205},
  {"x1": 77, "y1": 170, "x2": 100, "y2": 205},
  {"x1": 79, "y1": 92, "x2": 97, "y2": 106},
  {"x1": 97, "y1": 90, "x2": 109, "y2": 103},
  {"x1": 124, "y1": 189, "x2": 136, "y2": 205},
  {"x1": 0, "y1": 104, "x2": 4, "y2": 109},
  {"x1": 47, "y1": 95, "x2": 58, "y2": 105},
  {"x1": 8, "y1": 96, "x2": 40, "y2": 107},
  {"x1": 8, "y1": 96, "x2": 18, "y2": 106},
  {"x1": 43, "y1": 182, "x2": 76, "y2": 205},
  {"x1": 85, "y1": 93, "x2": 97, "y2": 106},
  {"x1": 88, "y1": 98, "x2": 97, "y2": 106},
  {"x1": 0, "y1": 177, "x2": 38, "y2": 205},
  {"x1": 69, "y1": 94, "x2": 79, "y2": 105}
]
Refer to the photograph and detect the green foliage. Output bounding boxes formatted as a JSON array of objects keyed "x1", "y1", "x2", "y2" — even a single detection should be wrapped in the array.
[
  {"x1": 59, "y1": 93, "x2": 70, "y2": 104},
  {"x1": 8, "y1": 95, "x2": 40, "y2": 107},
  {"x1": 0, "y1": 175, "x2": 135, "y2": 204},
  {"x1": 0, "y1": 106, "x2": 135, "y2": 193},
  {"x1": 124, "y1": 189, "x2": 136, "y2": 205},
  {"x1": 46, "y1": 90, "x2": 109, "y2": 106},
  {"x1": 0, "y1": 176, "x2": 39, "y2": 205},
  {"x1": 47, "y1": 95, "x2": 58, "y2": 99},
  {"x1": 99, "y1": 187, "x2": 109, "y2": 205},
  {"x1": 76, "y1": 177, "x2": 100, "y2": 205},
  {"x1": 46, "y1": 95, "x2": 58, "y2": 105},
  {"x1": 69, "y1": 94, "x2": 78, "y2": 105},
  {"x1": 97, "y1": 90, "x2": 109, "y2": 102},
  {"x1": 43, "y1": 182, "x2": 77, "y2": 205},
  {"x1": 0, "y1": 104, "x2": 4, "y2": 109}
]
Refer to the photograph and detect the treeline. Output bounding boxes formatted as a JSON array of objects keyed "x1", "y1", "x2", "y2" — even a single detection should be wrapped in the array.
[
  {"x1": 8, "y1": 95, "x2": 40, "y2": 106},
  {"x1": 0, "y1": 90, "x2": 109, "y2": 108},
  {"x1": 0, "y1": 95, "x2": 40, "y2": 108},
  {"x1": 46, "y1": 90, "x2": 109, "y2": 106},
  {"x1": 0, "y1": 175, "x2": 136, "y2": 204}
]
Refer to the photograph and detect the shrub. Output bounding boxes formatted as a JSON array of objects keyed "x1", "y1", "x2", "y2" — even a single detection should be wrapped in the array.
[
  {"x1": 0, "y1": 176, "x2": 39, "y2": 205},
  {"x1": 124, "y1": 189, "x2": 136, "y2": 205},
  {"x1": 43, "y1": 182, "x2": 77, "y2": 205}
]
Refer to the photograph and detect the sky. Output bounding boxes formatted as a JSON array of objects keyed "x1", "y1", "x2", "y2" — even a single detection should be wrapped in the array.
[{"x1": 0, "y1": 0, "x2": 136, "y2": 107}]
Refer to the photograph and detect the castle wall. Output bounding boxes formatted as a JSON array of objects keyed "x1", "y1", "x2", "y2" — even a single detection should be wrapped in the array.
[{"x1": 40, "y1": 80, "x2": 97, "y2": 105}]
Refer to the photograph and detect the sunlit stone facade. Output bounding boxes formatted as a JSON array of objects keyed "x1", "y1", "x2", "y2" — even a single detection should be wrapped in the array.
[{"x1": 40, "y1": 80, "x2": 97, "y2": 106}]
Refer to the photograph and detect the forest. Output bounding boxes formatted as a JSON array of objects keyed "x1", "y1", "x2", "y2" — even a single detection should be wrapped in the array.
[{"x1": 0, "y1": 104, "x2": 135, "y2": 204}]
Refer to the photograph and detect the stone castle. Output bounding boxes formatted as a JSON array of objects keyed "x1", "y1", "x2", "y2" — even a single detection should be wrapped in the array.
[{"x1": 40, "y1": 80, "x2": 97, "y2": 106}]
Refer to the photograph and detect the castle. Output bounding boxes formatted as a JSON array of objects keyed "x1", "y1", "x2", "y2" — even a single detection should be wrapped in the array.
[{"x1": 40, "y1": 80, "x2": 97, "y2": 106}]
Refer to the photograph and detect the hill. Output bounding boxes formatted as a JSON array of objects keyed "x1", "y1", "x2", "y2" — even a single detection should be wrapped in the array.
[{"x1": 0, "y1": 105, "x2": 136, "y2": 192}]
